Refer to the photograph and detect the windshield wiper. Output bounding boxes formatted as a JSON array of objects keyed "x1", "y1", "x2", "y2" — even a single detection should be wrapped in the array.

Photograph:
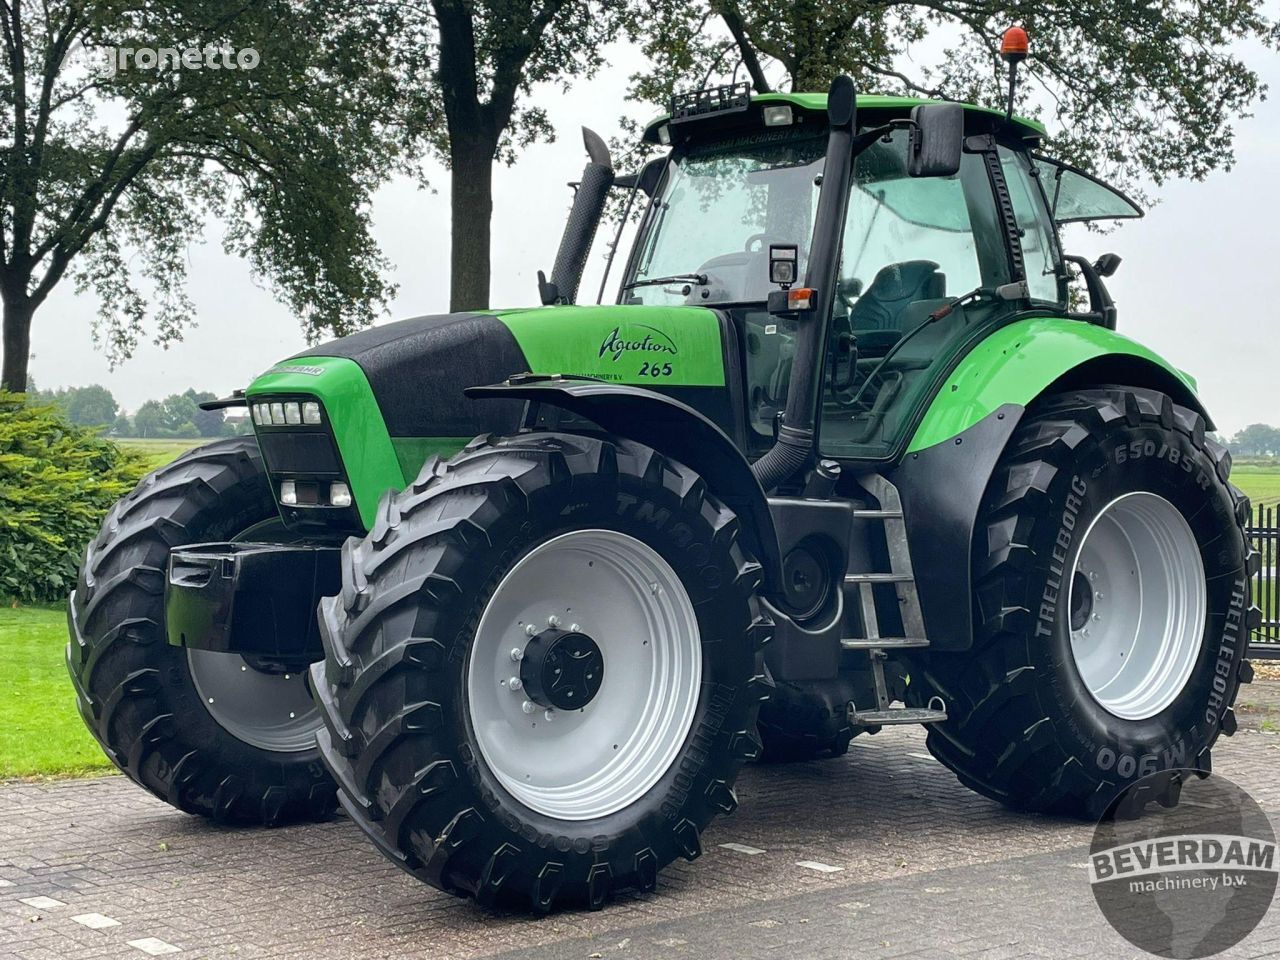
[{"x1": 622, "y1": 272, "x2": 708, "y2": 291}]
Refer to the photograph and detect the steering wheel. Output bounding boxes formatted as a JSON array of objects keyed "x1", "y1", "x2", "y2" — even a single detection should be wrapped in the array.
[{"x1": 744, "y1": 233, "x2": 768, "y2": 254}]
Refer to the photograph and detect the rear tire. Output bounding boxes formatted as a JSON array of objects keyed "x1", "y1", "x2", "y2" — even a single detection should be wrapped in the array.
[
  {"x1": 312, "y1": 433, "x2": 770, "y2": 911},
  {"x1": 67, "y1": 438, "x2": 335, "y2": 825},
  {"x1": 909, "y1": 388, "x2": 1258, "y2": 818}
]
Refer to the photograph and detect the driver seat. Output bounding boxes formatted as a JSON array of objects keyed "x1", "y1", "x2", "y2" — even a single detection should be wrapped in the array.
[{"x1": 847, "y1": 260, "x2": 945, "y2": 334}]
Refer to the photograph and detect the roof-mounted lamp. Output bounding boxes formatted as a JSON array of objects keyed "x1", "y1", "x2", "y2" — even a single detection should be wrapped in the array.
[{"x1": 1001, "y1": 26, "x2": 1029, "y2": 120}]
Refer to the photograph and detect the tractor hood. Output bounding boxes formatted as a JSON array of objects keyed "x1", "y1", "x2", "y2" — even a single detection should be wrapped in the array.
[{"x1": 245, "y1": 304, "x2": 730, "y2": 518}]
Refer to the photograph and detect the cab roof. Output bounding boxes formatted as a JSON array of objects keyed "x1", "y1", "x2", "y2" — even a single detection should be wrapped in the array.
[{"x1": 641, "y1": 91, "x2": 1047, "y2": 145}]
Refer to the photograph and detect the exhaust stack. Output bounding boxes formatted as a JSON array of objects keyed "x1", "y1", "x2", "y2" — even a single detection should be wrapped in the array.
[
  {"x1": 539, "y1": 128, "x2": 615, "y2": 305},
  {"x1": 751, "y1": 75, "x2": 858, "y2": 492}
]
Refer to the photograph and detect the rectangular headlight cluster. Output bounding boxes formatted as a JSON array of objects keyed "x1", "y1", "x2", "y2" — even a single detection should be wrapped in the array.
[
  {"x1": 251, "y1": 399, "x2": 322, "y2": 426},
  {"x1": 279, "y1": 480, "x2": 352, "y2": 508}
]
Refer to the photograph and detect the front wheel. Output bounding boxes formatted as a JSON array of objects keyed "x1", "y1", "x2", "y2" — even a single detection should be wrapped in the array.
[
  {"x1": 67, "y1": 438, "x2": 335, "y2": 825},
  {"x1": 312, "y1": 433, "x2": 770, "y2": 911},
  {"x1": 910, "y1": 388, "x2": 1258, "y2": 818}
]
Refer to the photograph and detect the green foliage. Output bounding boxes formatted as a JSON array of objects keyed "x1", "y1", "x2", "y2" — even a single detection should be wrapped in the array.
[
  {"x1": 25, "y1": 383, "x2": 120, "y2": 427},
  {"x1": 0, "y1": 392, "x2": 148, "y2": 603},
  {"x1": 1229, "y1": 424, "x2": 1280, "y2": 458},
  {"x1": 1, "y1": 0, "x2": 424, "y2": 391},
  {"x1": 628, "y1": 1, "x2": 1278, "y2": 199}
]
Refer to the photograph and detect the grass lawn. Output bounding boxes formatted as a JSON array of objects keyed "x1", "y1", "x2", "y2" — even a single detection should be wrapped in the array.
[
  {"x1": 0, "y1": 603, "x2": 114, "y2": 779},
  {"x1": 117, "y1": 437, "x2": 205, "y2": 472},
  {"x1": 1230, "y1": 463, "x2": 1280, "y2": 516}
]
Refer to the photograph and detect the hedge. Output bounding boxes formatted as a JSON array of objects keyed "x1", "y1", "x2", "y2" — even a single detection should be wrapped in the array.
[{"x1": 0, "y1": 392, "x2": 150, "y2": 603}]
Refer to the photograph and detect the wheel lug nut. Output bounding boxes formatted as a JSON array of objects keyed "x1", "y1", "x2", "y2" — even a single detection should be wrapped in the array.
[
  {"x1": 508, "y1": 676, "x2": 522, "y2": 691},
  {"x1": 1089, "y1": 571, "x2": 1098, "y2": 582},
  {"x1": 510, "y1": 647, "x2": 524, "y2": 662},
  {"x1": 525, "y1": 624, "x2": 538, "y2": 637},
  {"x1": 548, "y1": 615, "x2": 561, "y2": 628},
  {"x1": 522, "y1": 700, "x2": 536, "y2": 714},
  {"x1": 544, "y1": 709, "x2": 555, "y2": 722},
  {"x1": 569, "y1": 623, "x2": 581, "y2": 633}
]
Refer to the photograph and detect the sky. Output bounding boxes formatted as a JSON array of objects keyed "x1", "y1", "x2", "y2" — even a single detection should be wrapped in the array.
[{"x1": 25, "y1": 39, "x2": 1280, "y2": 438}]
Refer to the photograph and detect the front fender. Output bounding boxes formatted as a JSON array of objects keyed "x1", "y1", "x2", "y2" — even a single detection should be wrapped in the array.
[
  {"x1": 467, "y1": 379, "x2": 781, "y2": 595},
  {"x1": 896, "y1": 316, "x2": 1211, "y2": 651}
]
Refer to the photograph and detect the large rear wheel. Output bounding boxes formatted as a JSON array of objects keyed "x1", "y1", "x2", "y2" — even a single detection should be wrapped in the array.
[
  {"x1": 910, "y1": 388, "x2": 1258, "y2": 818},
  {"x1": 312, "y1": 433, "x2": 770, "y2": 911}
]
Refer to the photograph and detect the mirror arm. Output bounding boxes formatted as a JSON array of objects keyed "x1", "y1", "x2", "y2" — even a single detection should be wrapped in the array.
[{"x1": 1062, "y1": 254, "x2": 1117, "y2": 330}]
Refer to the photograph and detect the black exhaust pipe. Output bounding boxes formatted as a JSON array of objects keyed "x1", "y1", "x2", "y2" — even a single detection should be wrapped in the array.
[
  {"x1": 539, "y1": 128, "x2": 615, "y2": 305},
  {"x1": 751, "y1": 76, "x2": 858, "y2": 492}
]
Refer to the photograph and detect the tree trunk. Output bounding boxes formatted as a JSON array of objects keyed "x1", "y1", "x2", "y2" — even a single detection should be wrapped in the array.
[
  {"x1": 449, "y1": 134, "x2": 496, "y2": 312},
  {"x1": 1, "y1": 296, "x2": 34, "y2": 394}
]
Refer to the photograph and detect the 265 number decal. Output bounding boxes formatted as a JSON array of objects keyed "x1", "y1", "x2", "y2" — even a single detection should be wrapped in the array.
[{"x1": 638, "y1": 362, "x2": 673, "y2": 378}]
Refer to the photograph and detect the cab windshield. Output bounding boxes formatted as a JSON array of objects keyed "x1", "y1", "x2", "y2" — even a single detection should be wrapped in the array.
[{"x1": 624, "y1": 131, "x2": 825, "y2": 305}]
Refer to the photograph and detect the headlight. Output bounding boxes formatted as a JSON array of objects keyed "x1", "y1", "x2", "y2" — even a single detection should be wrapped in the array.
[
  {"x1": 329, "y1": 482, "x2": 352, "y2": 508},
  {"x1": 302, "y1": 402, "x2": 322, "y2": 425},
  {"x1": 279, "y1": 480, "x2": 298, "y2": 505},
  {"x1": 284, "y1": 402, "x2": 301, "y2": 425}
]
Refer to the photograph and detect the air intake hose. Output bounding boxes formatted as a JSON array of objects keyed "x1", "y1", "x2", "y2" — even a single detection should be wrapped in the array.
[
  {"x1": 751, "y1": 76, "x2": 858, "y2": 492},
  {"x1": 545, "y1": 128, "x2": 615, "y2": 304}
]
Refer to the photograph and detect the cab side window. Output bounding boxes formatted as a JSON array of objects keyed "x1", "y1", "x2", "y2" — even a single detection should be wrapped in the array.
[{"x1": 999, "y1": 147, "x2": 1063, "y2": 304}]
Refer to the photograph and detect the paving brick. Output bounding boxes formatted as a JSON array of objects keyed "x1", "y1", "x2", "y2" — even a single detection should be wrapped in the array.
[{"x1": 2, "y1": 723, "x2": 1278, "y2": 958}]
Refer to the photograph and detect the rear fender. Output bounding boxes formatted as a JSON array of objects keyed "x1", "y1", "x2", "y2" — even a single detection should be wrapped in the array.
[
  {"x1": 467, "y1": 379, "x2": 782, "y2": 595},
  {"x1": 895, "y1": 317, "x2": 1211, "y2": 651}
]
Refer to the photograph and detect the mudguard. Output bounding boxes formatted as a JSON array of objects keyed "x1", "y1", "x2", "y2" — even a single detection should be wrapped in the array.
[
  {"x1": 467, "y1": 378, "x2": 782, "y2": 595},
  {"x1": 895, "y1": 316, "x2": 1211, "y2": 651}
]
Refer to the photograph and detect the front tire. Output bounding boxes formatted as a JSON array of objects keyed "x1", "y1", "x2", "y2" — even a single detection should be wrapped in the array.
[
  {"x1": 910, "y1": 388, "x2": 1258, "y2": 818},
  {"x1": 312, "y1": 433, "x2": 770, "y2": 911},
  {"x1": 67, "y1": 438, "x2": 335, "y2": 825}
]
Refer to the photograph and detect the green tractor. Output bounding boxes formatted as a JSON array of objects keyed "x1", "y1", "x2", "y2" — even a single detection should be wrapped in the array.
[{"x1": 68, "y1": 73, "x2": 1257, "y2": 912}]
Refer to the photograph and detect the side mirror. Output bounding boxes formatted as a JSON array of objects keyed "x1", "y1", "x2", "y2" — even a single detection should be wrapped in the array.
[
  {"x1": 908, "y1": 103, "x2": 964, "y2": 178},
  {"x1": 1095, "y1": 252, "x2": 1122, "y2": 278}
]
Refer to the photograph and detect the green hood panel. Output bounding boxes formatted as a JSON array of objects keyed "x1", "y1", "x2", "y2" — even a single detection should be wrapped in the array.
[
  {"x1": 493, "y1": 305, "x2": 726, "y2": 387},
  {"x1": 906, "y1": 317, "x2": 1201, "y2": 454}
]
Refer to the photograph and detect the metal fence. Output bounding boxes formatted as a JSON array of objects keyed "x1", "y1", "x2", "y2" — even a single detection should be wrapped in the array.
[{"x1": 1250, "y1": 505, "x2": 1280, "y2": 659}]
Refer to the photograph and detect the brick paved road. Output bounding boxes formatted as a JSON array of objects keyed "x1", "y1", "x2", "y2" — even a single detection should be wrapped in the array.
[{"x1": 3, "y1": 722, "x2": 1279, "y2": 959}]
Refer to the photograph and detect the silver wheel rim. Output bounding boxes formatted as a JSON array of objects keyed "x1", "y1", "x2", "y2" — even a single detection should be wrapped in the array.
[
  {"x1": 1068, "y1": 492, "x2": 1206, "y2": 721},
  {"x1": 186, "y1": 519, "x2": 324, "y2": 753},
  {"x1": 468, "y1": 530, "x2": 701, "y2": 821}
]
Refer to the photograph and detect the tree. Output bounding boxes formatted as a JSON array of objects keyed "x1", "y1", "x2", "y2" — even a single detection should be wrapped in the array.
[
  {"x1": 132, "y1": 399, "x2": 163, "y2": 438},
  {"x1": 183, "y1": 388, "x2": 223, "y2": 437},
  {"x1": 62, "y1": 384, "x2": 118, "y2": 426},
  {"x1": 388, "y1": 0, "x2": 626, "y2": 311},
  {"x1": 1229, "y1": 424, "x2": 1280, "y2": 458},
  {"x1": 0, "y1": 0, "x2": 419, "y2": 392},
  {"x1": 629, "y1": 1, "x2": 1277, "y2": 199}
]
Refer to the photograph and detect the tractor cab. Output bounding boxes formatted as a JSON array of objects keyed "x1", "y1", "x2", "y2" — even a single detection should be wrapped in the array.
[{"x1": 621, "y1": 87, "x2": 1140, "y2": 462}]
